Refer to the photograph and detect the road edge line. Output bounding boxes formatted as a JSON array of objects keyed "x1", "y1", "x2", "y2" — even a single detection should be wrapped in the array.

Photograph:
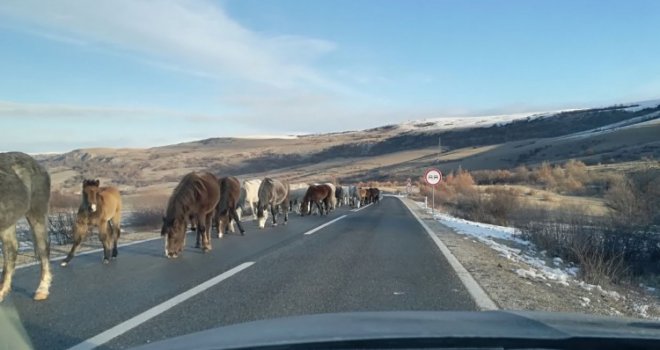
[
  {"x1": 350, "y1": 203, "x2": 372, "y2": 212},
  {"x1": 303, "y1": 215, "x2": 347, "y2": 235},
  {"x1": 397, "y1": 197, "x2": 498, "y2": 311},
  {"x1": 16, "y1": 236, "x2": 162, "y2": 270},
  {"x1": 66, "y1": 261, "x2": 255, "y2": 350}
]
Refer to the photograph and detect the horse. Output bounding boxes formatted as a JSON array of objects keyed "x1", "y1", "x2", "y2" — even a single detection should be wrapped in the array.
[
  {"x1": 334, "y1": 185, "x2": 344, "y2": 208},
  {"x1": 325, "y1": 182, "x2": 337, "y2": 211},
  {"x1": 288, "y1": 187, "x2": 307, "y2": 214},
  {"x1": 161, "y1": 171, "x2": 220, "y2": 258},
  {"x1": 369, "y1": 187, "x2": 381, "y2": 204},
  {"x1": 242, "y1": 179, "x2": 262, "y2": 219},
  {"x1": 256, "y1": 178, "x2": 290, "y2": 229},
  {"x1": 301, "y1": 184, "x2": 332, "y2": 216},
  {"x1": 340, "y1": 185, "x2": 351, "y2": 206},
  {"x1": 61, "y1": 179, "x2": 122, "y2": 266},
  {"x1": 349, "y1": 185, "x2": 361, "y2": 208},
  {"x1": 213, "y1": 176, "x2": 245, "y2": 238},
  {"x1": 0, "y1": 152, "x2": 52, "y2": 302},
  {"x1": 358, "y1": 187, "x2": 368, "y2": 206}
]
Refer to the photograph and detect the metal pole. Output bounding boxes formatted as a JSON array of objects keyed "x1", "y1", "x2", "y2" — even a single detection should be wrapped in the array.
[{"x1": 432, "y1": 185, "x2": 435, "y2": 217}]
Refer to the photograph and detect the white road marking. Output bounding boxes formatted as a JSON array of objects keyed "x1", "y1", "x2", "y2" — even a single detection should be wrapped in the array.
[
  {"x1": 17, "y1": 236, "x2": 163, "y2": 270},
  {"x1": 303, "y1": 215, "x2": 347, "y2": 235},
  {"x1": 350, "y1": 203, "x2": 372, "y2": 212},
  {"x1": 66, "y1": 262, "x2": 255, "y2": 350},
  {"x1": 396, "y1": 197, "x2": 499, "y2": 311}
]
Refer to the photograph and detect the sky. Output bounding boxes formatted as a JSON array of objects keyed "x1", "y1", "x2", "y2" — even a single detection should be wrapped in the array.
[{"x1": 1, "y1": 0, "x2": 659, "y2": 153}]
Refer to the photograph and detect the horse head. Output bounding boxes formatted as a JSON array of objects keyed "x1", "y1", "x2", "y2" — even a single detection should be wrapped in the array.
[
  {"x1": 81, "y1": 179, "x2": 101, "y2": 213},
  {"x1": 161, "y1": 216, "x2": 185, "y2": 258}
]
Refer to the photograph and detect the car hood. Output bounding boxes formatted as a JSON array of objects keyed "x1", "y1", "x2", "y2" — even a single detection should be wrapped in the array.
[{"x1": 132, "y1": 310, "x2": 660, "y2": 349}]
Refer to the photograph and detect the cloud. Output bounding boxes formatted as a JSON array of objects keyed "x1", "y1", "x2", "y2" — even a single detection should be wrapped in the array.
[
  {"x1": 0, "y1": 0, "x2": 341, "y2": 91},
  {"x1": 0, "y1": 100, "x2": 193, "y2": 120}
]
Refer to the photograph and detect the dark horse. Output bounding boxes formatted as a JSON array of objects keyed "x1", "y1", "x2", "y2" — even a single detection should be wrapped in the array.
[
  {"x1": 213, "y1": 176, "x2": 245, "y2": 238},
  {"x1": 368, "y1": 187, "x2": 381, "y2": 204},
  {"x1": 161, "y1": 171, "x2": 220, "y2": 258},
  {"x1": 301, "y1": 184, "x2": 332, "y2": 216},
  {"x1": 256, "y1": 178, "x2": 290, "y2": 228},
  {"x1": 61, "y1": 179, "x2": 122, "y2": 266},
  {"x1": 0, "y1": 152, "x2": 52, "y2": 301}
]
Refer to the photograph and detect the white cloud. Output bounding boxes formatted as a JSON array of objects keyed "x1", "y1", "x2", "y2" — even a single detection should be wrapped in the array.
[
  {"x1": 0, "y1": 100, "x2": 190, "y2": 119},
  {"x1": 0, "y1": 0, "x2": 341, "y2": 90}
]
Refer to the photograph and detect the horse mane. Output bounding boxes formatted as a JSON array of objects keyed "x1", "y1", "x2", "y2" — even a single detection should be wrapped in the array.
[{"x1": 165, "y1": 172, "x2": 209, "y2": 222}]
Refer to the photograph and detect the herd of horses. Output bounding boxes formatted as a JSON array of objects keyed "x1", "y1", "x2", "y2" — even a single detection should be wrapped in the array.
[{"x1": 0, "y1": 152, "x2": 381, "y2": 302}]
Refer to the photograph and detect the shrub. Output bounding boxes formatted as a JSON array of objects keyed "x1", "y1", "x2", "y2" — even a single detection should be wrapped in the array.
[
  {"x1": 48, "y1": 211, "x2": 77, "y2": 245},
  {"x1": 483, "y1": 187, "x2": 520, "y2": 226}
]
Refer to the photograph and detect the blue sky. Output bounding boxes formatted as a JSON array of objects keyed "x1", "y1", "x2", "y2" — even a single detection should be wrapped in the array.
[{"x1": 1, "y1": 0, "x2": 659, "y2": 153}]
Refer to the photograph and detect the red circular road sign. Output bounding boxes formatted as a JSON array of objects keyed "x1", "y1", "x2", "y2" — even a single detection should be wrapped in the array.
[{"x1": 424, "y1": 168, "x2": 442, "y2": 185}]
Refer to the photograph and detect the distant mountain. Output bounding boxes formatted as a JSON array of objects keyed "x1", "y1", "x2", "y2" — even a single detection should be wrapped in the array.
[{"x1": 37, "y1": 100, "x2": 660, "y2": 191}]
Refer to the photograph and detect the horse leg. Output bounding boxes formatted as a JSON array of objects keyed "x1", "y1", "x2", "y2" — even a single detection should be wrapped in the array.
[
  {"x1": 231, "y1": 209, "x2": 245, "y2": 235},
  {"x1": 61, "y1": 217, "x2": 89, "y2": 267},
  {"x1": 98, "y1": 221, "x2": 113, "y2": 264},
  {"x1": 110, "y1": 215, "x2": 121, "y2": 259},
  {"x1": 0, "y1": 225, "x2": 18, "y2": 302},
  {"x1": 215, "y1": 211, "x2": 223, "y2": 239},
  {"x1": 270, "y1": 205, "x2": 278, "y2": 226},
  {"x1": 250, "y1": 202, "x2": 257, "y2": 220},
  {"x1": 202, "y1": 213, "x2": 213, "y2": 252},
  {"x1": 282, "y1": 199, "x2": 289, "y2": 225},
  {"x1": 25, "y1": 212, "x2": 52, "y2": 300}
]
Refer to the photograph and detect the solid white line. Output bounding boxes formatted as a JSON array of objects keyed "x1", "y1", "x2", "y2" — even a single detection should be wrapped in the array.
[
  {"x1": 396, "y1": 197, "x2": 499, "y2": 311},
  {"x1": 303, "y1": 215, "x2": 347, "y2": 235},
  {"x1": 16, "y1": 236, "x2": 162, "y2": 270},
  {"x1": 66, "y1": 261, "x2": 255, "y2": 350},
  {"x1": 350, "y1": 203, "x2": 372, "y2": 212}
]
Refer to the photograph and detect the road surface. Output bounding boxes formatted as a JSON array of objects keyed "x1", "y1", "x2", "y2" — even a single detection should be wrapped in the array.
[{"x1": 1, "y1": 196, "x2": 476, "y2": 350}]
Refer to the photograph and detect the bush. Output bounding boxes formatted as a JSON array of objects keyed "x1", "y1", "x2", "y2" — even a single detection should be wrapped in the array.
[
  {"x1": 48, "y1": 211, "x2": 77, "y2": 245},
  {"x1": 517, "y1": 204, "x2": 659, "y2": 284},
  {"x1": 483, "y1": 187, "x2": 520, "y2": 226}
]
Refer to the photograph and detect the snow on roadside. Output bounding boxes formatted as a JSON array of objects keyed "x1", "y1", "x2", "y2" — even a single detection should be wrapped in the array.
[
  {"x1": 412, "y1": 201, "x2": 660, "y2": 320},
  {"x1": 415, "y1": 201, "x2": 573, "y2": 285}
]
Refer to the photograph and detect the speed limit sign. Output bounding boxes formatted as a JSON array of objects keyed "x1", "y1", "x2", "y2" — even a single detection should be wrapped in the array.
[{"x1": 424, "y1": 168, "x2": 442, "y2": 185}]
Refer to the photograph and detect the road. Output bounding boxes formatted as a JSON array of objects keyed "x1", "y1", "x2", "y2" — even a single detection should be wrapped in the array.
[{"x1": 1, "y1": 196, "x2": 477, "y2": 350}]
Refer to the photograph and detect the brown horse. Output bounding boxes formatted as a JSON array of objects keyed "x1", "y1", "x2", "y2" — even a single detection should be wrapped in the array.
[
  {"x1": 358, "y1": 187, "x2": 368, "y2": 206},
  {"x1": 0, "y1": 152, "x2": 52, "y2": 302},
  {"x1": 162, "y1": 171, "x2": 219, "y2": 258},
  {"x1": 61, "y1": 179, "x2": 122, "y2": 266},
  {"x1": 213, "y1": 176, "x2": 245, "y2": 238},
  {"x1": 301, "y1": 184, "x2": 332, "y2": 216}
]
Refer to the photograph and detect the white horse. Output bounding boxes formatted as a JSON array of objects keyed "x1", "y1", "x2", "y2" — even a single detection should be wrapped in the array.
[
  {"x1": 324, "y1": 183, "x2": 337, "y2": 211},
  {"x1": 349, "y1": 185, "x2": 361, "y2": 208},
  {"x1": 340, "y1": 185, "x2": 350, "y2": 206},
  {"x1": 241, "y1": 179, "x2": 262, "y2": 219}
]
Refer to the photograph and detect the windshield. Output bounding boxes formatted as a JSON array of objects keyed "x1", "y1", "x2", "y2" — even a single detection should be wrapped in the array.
[{"x1": 0, "y1": 1, "x2": 659, "y2": 349}]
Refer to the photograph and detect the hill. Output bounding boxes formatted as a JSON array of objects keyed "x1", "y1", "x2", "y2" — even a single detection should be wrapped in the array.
[{"x1": 35, "y1": 100, "x2": 660, "y2": 194}]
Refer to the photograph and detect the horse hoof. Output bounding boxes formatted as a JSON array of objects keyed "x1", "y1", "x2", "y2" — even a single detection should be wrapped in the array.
[
  {"x1": 60, "y1": 261, "x2": 68, "y2": 267},
  {"x1": 272, "y1": 223, "x2": 278, "y2": 227},
  {"x1": 103, "y1": 259, "x2": 110, "y2": 264},
  {"x1": 240, "y1": 231, "x2": 245, "y2": 236},
  {"x1": 33, "y1": 291, "x2": 49, "y2": 301}
]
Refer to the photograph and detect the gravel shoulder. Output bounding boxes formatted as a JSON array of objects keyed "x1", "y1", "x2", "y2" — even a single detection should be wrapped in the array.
[{"x1": 402, "y1": 197, "x2": 660, "y2": 320}]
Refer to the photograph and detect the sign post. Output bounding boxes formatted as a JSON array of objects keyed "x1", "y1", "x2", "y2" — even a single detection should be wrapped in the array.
[{"x1": 424, "y1": 168, "x2": 442, "y2": 216}]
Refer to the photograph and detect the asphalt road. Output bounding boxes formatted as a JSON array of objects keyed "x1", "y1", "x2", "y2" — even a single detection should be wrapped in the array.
[{"x1": 1, "y1": 196, "x2": 476, "y2": 350}]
